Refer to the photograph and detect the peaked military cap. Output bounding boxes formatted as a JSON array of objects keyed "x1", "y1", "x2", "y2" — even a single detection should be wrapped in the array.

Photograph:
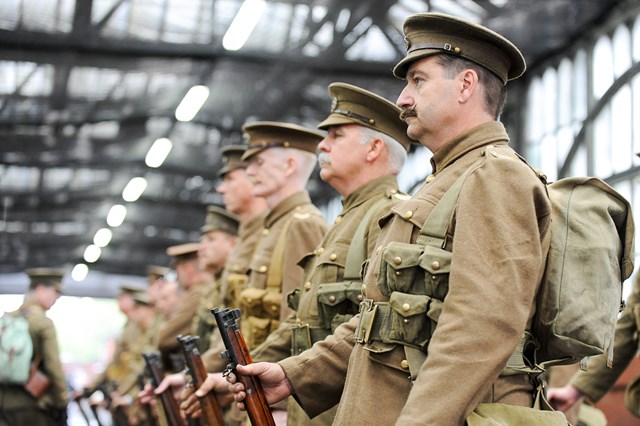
[
  {"x1": 132, "y1": 291, "x2": 153, "y2": 306},
  {"x1": 393, "y1": 13, "x2": 526, "y2": 84},
  {"x1": 166, "y1": 242, "x2": 200, "y2": 264},
  {"x1": 241, "y1": 121, "x2": 325, "y2": 161},
  {"x1": 119, "y1": 282, "x2": 147, "y2": 295},
  {"x1": 218, "y1": 144, "x2": 248, "y2": 178},
  {"x1": 318, "y1": 82, "x2": 414, "y2": 151},
  {"x1": 200, "y1": 205, "x2": 239, "y2": 235},
  {"x1": 26, "y1": 267, "x2": 65, "y2": 292}
]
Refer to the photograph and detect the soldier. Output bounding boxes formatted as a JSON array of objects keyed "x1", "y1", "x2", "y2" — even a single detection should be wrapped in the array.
[
  {"x1": 228, "y1": 13, "x2": 566, "y2": 425},
  {"x1": 157, "y1": 243, "x2": 209, "y2": 372},
  {"x1": 111, "y1": 291, "x2": 161, "y2": 425},
  {"x1": 0, "y1": 268, "x2": 68, "y2": 426},
  {"x1": 155, "y1": 278, "x2": 184, "y2": 321},
  {"x1": 187, "y1": 83, "x2": 414, "y2": 425},
  {"x1": 193, "y1": 205, "x2": 239, "y2": 356},
  {"x1": 548, "y1": 273, "x2": 640, "y2": 423},
  {"x1": 237, "y1": 121, "x2": 328, "y2": 351}
]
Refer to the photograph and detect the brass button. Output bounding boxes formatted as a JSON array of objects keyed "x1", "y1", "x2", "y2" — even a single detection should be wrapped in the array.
[
  {"x1": 431, "y1": 261, "x2": 440, "y2": 270},
  {"x1": 262, "y1": 229, "x2": 270, "y2": 236},
  {"x1": 376, "y1": 246, "x2": 382, "y2": 254},
  {"x1": 270, "y1": 305, "x2": 278, "y2": 311},
  {"x1": 425, "y1": 175, "x2": 435, "y2": 183},
  {"x1": 404, "y1": 210, "x2": 413, "y2": 219},
  {"x1": 401, "y1": 359, "x2": 409, "y2": 370},
  {"x1": 258, "y1": 265, "x2": 267, "y2": 273},
  {"x1": 402, "y1": 303, "x2": 410, "y2": 312},
  {"x1": 329, "y1": 295, "x2": 336, "y2": 302},
  {"x1": 357, "y1": 294, "x2": 363, "y2": 301},
  {"x1": 304, "y1": 282, "x2": 312, "y2": 290},
  {"x1": 329, "y1": 253, "x2": 337, "y2": 261},
  {"x1": 403, "y1": 318, "x2": 410, "y2": 324},
  {"x1": 334, "y1": 215, "x2": 343, "y2": 224},
  {"x1": 395, "y1": 271, "x2": 401, "y2": 276},
  {"x1": 316, "y1": 247, "x2": 325, "y2": 255},
  {"x1": 394, "y1": 256, "x2": 402, "y2": 265},
  {"x1": 361, "y1": 284, "x2": 367, "y2": 293},
  {"x1": 431, "y1": 275, "x2": 437, "y2": 281}
]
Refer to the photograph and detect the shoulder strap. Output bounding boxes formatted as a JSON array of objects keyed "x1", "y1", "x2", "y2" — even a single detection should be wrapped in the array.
[
  {"x1": 343, "y1": 198, "x2": 389, "y2": 280},
  {"x1": 416, "y1": 159, "x2": 482, "y2": 249}
]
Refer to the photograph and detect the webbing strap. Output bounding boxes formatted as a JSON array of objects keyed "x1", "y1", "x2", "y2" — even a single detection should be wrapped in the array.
[
  {"x1": 416, "y1": 159, "x2": 481, "y2": 249},
  {"x1": 343, "y1": 198, "x2": 389, "y2": 280},
  {"x1": 266, "y1": 216, "x2": 294, "y2": 292}
]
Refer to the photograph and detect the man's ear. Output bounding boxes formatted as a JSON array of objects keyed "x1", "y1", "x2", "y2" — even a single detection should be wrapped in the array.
[
  {"x1": 366, "y1": 137, "x2": 384, "y2": 162},
  {"x1": 459, "y1": 69, "x2": 479, "y2": 104},
  {"x1": 283, "y1": 155, "x2": 297, "y2": 177}
]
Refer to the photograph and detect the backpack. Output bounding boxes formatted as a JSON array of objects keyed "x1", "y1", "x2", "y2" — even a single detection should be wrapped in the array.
[
  {"x1": 531, "y1": 176, "x2": 635, "y2": 368},
  {"x1": 0, "y1": 311, "x2": 33, "y2": 384}
]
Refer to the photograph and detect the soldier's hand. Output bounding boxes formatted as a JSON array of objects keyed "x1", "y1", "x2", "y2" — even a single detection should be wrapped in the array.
[
  {"x1": 154, "y1": 372, "x2": 186, "y2": 395},
  {"x1": 180, "y1": 383, "x2": 202, "y2": 418},
  {"x1": 226, "y1": 362, "x2": 293, "y2": 411},
  {"x1": 547, "y1": 384, "x2": 585, "y2": 413},
  {"x1": 137, "y1": 383, "x2": 155, "y2": 405}
]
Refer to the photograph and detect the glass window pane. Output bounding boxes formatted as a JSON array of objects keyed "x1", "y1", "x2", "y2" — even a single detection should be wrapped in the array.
[
  {"x1": 611, "y1": 85, "x2": 632, "y2": 173},
  {"x1": 593, "y1": 36, "x2": 614, "y2": 100},
  {"x1": 593, "y1": 105, "x2": 612, "y2": 177},
  {"x1": 573, "y1": 49, "x2": 588, "y2": 122},
  {"x1": 613, "y1": 25, "x2": 632, "y2": 79}
]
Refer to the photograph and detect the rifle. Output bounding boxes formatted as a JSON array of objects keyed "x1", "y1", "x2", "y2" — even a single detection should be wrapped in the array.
[
  {"x1": 177, "y1": 335, "x2": 225, "y2": 426},
  {"x1": 142, "y1": 352, "x2": 186, "y2": 426},
  {"x1": 137, "y1": 372, "x2": 158, "y2": 426},
  {"x1": 98, "y1": 380, "x2": 131, "y2": 426},
  {"x1": 212, "y1": 307, "x2": 276, "y2": 426}
]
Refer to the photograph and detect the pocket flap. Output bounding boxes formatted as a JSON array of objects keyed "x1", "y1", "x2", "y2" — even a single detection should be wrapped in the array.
[
  {"x1": 419, "y1": 245, "x2": 452, "y2": 274},
  {"x1": 389, "y1": 292, "x2": 429, "y2": 317},
  {"x1": 382, "y1": 242, "x2": 423, "y2": 271},
  {"x1": 317, "y1": 282, "x2": 348, "y2": 307}
]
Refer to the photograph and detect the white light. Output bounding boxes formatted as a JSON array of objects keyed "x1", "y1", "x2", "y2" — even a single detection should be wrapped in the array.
[
  {"x1": 71, "y1": 264, "x2": 89, "y2": 281},
  {"x1": 175, "y1": 85, "x2": 210, "y2": 122},
  {"x1": 222, "y1": 0, "x2": 266, "y2": 51},
  {"x1": 83, "y1": 245, "x2": 101, "y2": 263},
  {"x1": 107, "y1": 204, "x2": 127, "y2": 227},
  {"x1": 122, "y1": 177, "x2": 147, "y2": 202},
  {"x1": 145, "y1": 137, "x2": 173, "y2": 168},
  {"x1": 93, "y1": 228, "x2": 113, "y2": 247}
]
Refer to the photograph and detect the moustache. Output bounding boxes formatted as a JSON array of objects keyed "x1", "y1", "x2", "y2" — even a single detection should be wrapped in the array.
[
  {"x1": 399, "y1": 107, "x2": 417, "y2": 121},
  {"x1": 318, "y1": 152, "x2": 332, "y2": 167}
]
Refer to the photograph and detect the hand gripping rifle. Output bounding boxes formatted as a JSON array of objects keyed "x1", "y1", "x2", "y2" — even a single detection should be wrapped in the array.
[
  {"x1": 212, "y1": 307, "x2": 276, "y2": 426},
  {"x1": 142, "y1": 352, "x2": 186, "y2": 426},
  {"x1": 177, "y1": 335, "x2": 225, "y2": 426}
]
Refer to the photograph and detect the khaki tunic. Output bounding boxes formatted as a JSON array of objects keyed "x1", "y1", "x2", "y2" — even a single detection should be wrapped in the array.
[
  {"x1": 0, "y1": 300, "x2": 68, "y2": 415},
  {"x1": 252, "y1": 176, "x2": 403, "y2": 426},
  {"x1": 90, "y1": 319, "x2": 141, "y2": 389},
  {"x1": 280, "y1": 122, "x2": 552, "y2": 425},
  {"x1": 241, "y1": 191, "x2": 327, "y2": 348},
  {"x1": 201, "y1": 214, "x2": 267, "y2": 373},
  {"x1": 158, "y1": 283, "x2": 208, "y2": 372},
  {"x1": 571, "y1": 273, "x2": 640, "y2": 401}
]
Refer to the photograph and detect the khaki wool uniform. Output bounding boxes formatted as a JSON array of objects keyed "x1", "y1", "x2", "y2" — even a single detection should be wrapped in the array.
[
  {"x1": 201, "y1": 212, "x2": 267, "y2": 373},
  {"x1": 252, "y1": 175, "x2": 404, "y2": 425},
  {"x1": 0, "y1": 300, "x2": 69, "y2": 424},
  {"x1": 279, "y1": 122, "x2": 553, "y2": 425},
  {"x1": 571, "y1": 273, "x2": 640, "y2": 405},
  {"x1": 240, "y1": 190, "x2": 327, "y2": 349},
  {"x1": 157, "y1": 281, "x2": 208, "y2": 372}
]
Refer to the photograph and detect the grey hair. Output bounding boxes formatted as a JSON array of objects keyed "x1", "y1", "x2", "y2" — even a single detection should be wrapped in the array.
[{"x1": 358, "y1": 126, "x2": 407, "y2": 174}]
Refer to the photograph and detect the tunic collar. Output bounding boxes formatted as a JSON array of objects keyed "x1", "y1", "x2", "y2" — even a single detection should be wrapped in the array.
[
  {"x1": 340, "y1": 175, "x2": 399, "y2": 216},
  {"x1": 239, "y1": 210, "x2": 268, "y2": 239},
  {"x1": 264, "y1": 190, "x2": 313, "y2": 228},
  {"x1": 429, "y1": 121, "x2": 509, "y2": 174}
]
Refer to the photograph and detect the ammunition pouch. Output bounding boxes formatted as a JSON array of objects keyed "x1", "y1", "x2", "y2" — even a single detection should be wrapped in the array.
[
  {"x1": 290, "y1": 323, "x2": 331, "y2": 355},
  {"x1": 316, "y1": 281, "x2": 363, "y2": 333},
  {"x1": 227, "y1": 273, "x2": 248, "y2": 308},
  {"x1": 238, "y1": 287, "x2": 282, "y2": 347}
]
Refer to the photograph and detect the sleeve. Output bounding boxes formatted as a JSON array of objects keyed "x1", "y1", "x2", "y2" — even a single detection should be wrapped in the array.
[
  {"x1": 397, "y1": 157, "x2": 552, "y2": 425},
  {"x1": 571, "y1": 275, "x2": 640, "y2": 401},
  {"x1": 279, "y1": 314, "x2": 358, "y2": 418},
  {"x1": 41, "y1": 318, "x2": 69, "y2": 407}
]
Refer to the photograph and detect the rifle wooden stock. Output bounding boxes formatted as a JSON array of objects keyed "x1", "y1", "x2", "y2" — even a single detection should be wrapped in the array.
[
  {"x1": 177, "y1": 335, "x2": 225, "y2": 426},
  {"x1": 142, "y1": 352, "x2": 186, "y2": 426},
  {"x1": 212, "y1": 307, "x2": 276, "y2": 426}
]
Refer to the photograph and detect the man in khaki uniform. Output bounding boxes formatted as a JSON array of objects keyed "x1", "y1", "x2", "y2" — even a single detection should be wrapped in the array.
[
  {"x1": 157, "y1": 243, "x2": 210, "y2": 372},
  {"x1": 192, "y1": 205, "x2": 239, "y2": 356},
  {"x1": 237, "y1": 122, "x2": 328, "y2": 351},
  {"x1": 248, "y1": 82, "x2": 413, "y2": 426},
  {"x1": 0, "y1": 268, "x2": 68, "y2": 426},
  {"x1": 228, "y1": 13, "x2": 564, "y2": 425},
  {"x1": 548, "y1": 273, "x2": 640, "y2": 422}
]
